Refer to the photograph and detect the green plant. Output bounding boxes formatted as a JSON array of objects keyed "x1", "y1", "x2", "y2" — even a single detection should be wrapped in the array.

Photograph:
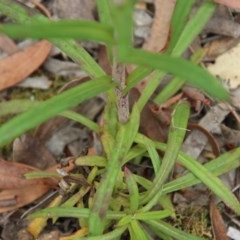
[{"x1": 0, "y1": 0, "x2": 239, "y2": 239}]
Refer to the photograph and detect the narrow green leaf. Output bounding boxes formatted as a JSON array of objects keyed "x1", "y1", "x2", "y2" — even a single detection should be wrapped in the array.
[
  {"x1": 129, "y1": 220, "x2": 151, "y2": 240},
  {"x1": 60, "y1": 111, "x2": 99, "y2": 133},
  {"x1": 28, "y1": 207, "x2": 126, "y2": 219},
  {"x1": 120, "y1": 48, "x2": 229, "y2": 101},
  {"x1": 154, "y1": 48, "x2": 207, "y2": 104},
  {"x1": 89, "y1": 103, "x2": 140, "y2": 235},
  {"x1": 0, "y1": 100, "x2": 99, "y2": 133},
  {"x1": 100, "y1": 131, "x2": 115, "y2": 159},
  {"x1": 96, "y1": 0, "x2": 114, "y2": 59},
  {"x1": 146, "y1": 220, "x2": 205, "y2": 240},
  {"x1": 124, "y1": 67, "x2": 152, "y2": 94},
  {"x1": 0, "y1": 20, "x2": 114, "y2": 44},
  {"x1": 139, "y1": 134, "x2": 161, "y2": 174},
  {"x1": 96, "y1": 0, "x2": 112, "y2": 27},
  {"x1": 122, "y1": 144, "x2": 147, "y2": 165},
  {"x1": 61, "y1": 187, "x2": 91, "y2": 208},
  {"x1": 0, "y1": 99, "x2": 39, "y2": 117},
  {"x1": 178, "y1": 151, "x2": 240, "y2": 215},
  {"x1": 102, "y1": 93, "x2": 119, "y2": 137},
  {"x1": 110, "y1": 0, "x2": 135, "y2": 54},
  {"x1": 137, "y1": 71, "x2": 165, "y2": 111},
  {"x1": 141, "y1": 102, "x2": 190, "y2": 209},
  {"x1": 171, "y1": 2, "x2": 216, "y2": 56},
  {"x1": 163, "y1": 148, "x2": 240, "y2": 194},
  {"x1": 116, "y1": 215, "x2": 132, "y2": 227},
  {"x1": 135, "y1": 210, "x2": 171, "y2": 221},
  {"x1": 75, "y1": 156, "x2": 107, "y2": 167},
  {"x1": 167, "y1": 0, "x2": 196, "y2": 53},
  {"x1": 0, "y1": 0, "x2": 105, "y2": 78},
  {"x1": 0, "y1": 76, "x2": 114, "y2": 147},
  {"x1": 122, "y1": 103, "x2": 140, "y2": 152},
  {"x1": 76, "y1": 225, "x2": 127, "y2": 240},
  {"x1": 124, "y1": 167, "x2": 139, "y2": 212},
  {"x1": 135, "y1": 135, "x2": 240, "y2": 215}
]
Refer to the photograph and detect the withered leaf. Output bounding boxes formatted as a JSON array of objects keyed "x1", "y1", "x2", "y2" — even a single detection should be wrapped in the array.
[
  {"x1": 0, "y1": 40, "x2": 52, "y2": 91},
  {"x1": 0, "y1": 158, "x2": 75, "y2": 212},
  {"x1": 210, "y1": 201, "x2": 230, "y2": 240}
]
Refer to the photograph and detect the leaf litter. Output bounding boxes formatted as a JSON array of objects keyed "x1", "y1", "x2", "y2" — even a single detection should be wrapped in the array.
[{"x1": 0, "y1": 0, "x2": 240, "y2": 239}]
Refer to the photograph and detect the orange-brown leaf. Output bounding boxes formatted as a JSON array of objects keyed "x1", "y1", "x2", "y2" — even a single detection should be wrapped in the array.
[
  {"x1": 0, "y1": 40, "x2": 52, "y2": 91},
  {"x1": 0, "y1": 184, "x2": 51, "y2": 213},
  {"x1": 210, "y1": 201, "x2": 230, "y2": 240},
  {"x1": 214, "y1": 0, "x2": 240, "y2": 10},
  {"x1": 0, "y1": 158, "x2": 75, "y2": 212}
]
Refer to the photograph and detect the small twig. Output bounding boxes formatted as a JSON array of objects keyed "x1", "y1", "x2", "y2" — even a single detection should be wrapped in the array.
[
  {"x1": 29, "y1": 0, "x2": 51, "y2": 19},
  {"x1": 112, "y1": 55, "x2": 129, "y2": 123}
]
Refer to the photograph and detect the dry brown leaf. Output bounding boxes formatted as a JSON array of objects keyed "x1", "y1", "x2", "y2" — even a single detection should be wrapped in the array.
[
  {"x1": 135, "y1": 0, "x2": 176, "y2": 92},
  {"x1": 0, "y1": 158, "x2": 75, "y2": 212},
  {"x1": 214, "y1": 0, "x2": 240, "y2": 10},
  {"x1": 0, "y1": 34, "x2": 18, "y2": 54},
  {"x1": 204, "y1": 37, "x2": 239, "y2": 59},
  {"x1": 0, "y1": 184, "x2": 52, "y2": 213},
  {"x1": 143, "y1": 0, "x2": 176, "y2": 52},
  {"x1": 0, "y1": 40, "x2": 52, "y2": 91},
  {"x1": 0, "y1": 158, "x2": 44, "y2": 189},
  {"x1": 210, "y1": 201, "x2": 230, "y2": 240},
  {"x1": 13, "y1": 134, "x2": 56, "y2": 169}
]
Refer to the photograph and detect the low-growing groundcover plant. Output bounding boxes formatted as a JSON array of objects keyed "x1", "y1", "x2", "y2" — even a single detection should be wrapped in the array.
[{"x1": 0, "y1": 0, "x2": 239, "y2": 239}]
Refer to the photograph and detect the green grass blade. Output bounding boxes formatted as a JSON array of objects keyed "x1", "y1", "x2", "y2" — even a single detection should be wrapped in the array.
[
  {"x1": 135, "y1": 136, "x2": 240, "y2": 215},
  {"x1": 129, "y1": 220, "x2": 151, "y2": 240},
  {"x1": 124, "y1": 167, "x2": 139, "y2": 212},
  {"x1": 0, "y1": 76, "x2": 114, "y2": 147},
  {"x1": 96, "y1": 0, "x2": 112, "y2": 27},
  {"x1": 110, "y1": 0, "x2": 135, "y2": 54},
  {"x1": 141, "y1": 102, "x2": 190, "y2": 209},
  {"x1": 89, "y1": 104, "x2": 140, "y2": 235},
  {"x1": 167, "y1": 0, "x2": 196, "y2": 53},
  {"x1": 0, "y1": 100, "x2": 99, "y2": 133},
  {"x1": 122, "y1": 144, "x2": 146, "y2": 165},
  {"x1": 146, "y1": 220, "x2": 205, "y2": 240},
  {"x1": 0, "y1": 99, "x2": 39, "y2": 117},
  {"x1": 28, "y1": 207, "x2": 126, "y2": 219},
  {"x1": 76, "y1": 225, "x2": 128, "y2": 240},
  {"x1": 163, "y1": 148, "x2": 240, "y2": 194},
  {"x1": 135, "y1": 137, "x2": 240, "y2": 215},
  {"x1": 75, "y1": 156, "x2": 107, "y2": 167},
  {"x1": 178, "y1": 151, "x2": 240, "y2": 214},
  {"x1": 171, "y1": 2, "x2": 216, "y2": 56},
  {"x1": 154, "y1": 49, "x2": 207, "y2": 103},
  {"x1": 124, "y1": 67, "x2": 152, "y2": 94},
  {"x1": 0, "y1": 0, "x2": 105, "y2": 78},
  {"x1": 135, "y1": 210, "x2": 171, "y2": 221},
  {"x1": 60, "y1": 111, "x2": 99, "y2": 133},
  {"x1": 137, "y1": 71, "x2": 165, "y2": 111},
  {"x1": 121, "y1": 48, "x2": 229, "y2": 101},
  {"x1": 0, "y1": 20, "x2": 114, "y2": 44},
  {"x1": 139, "y1": 134, "x2": 161, "y2": 174}
]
